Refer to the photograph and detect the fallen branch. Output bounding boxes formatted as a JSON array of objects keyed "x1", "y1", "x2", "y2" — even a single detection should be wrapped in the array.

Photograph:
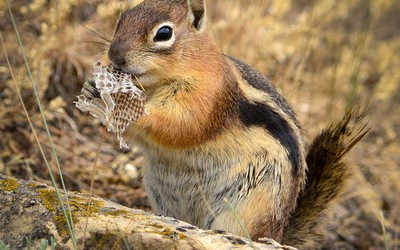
[{"x1": 0, "y1": 174, "x2": 295, "y2": 249}]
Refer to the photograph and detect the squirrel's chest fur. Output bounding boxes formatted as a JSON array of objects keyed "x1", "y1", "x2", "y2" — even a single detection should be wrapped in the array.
[{"x1": 140, "y1": 128, "x2": 290, "y2": 229}]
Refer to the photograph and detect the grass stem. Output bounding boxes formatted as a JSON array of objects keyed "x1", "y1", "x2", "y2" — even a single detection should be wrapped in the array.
[{"x1": 4, "y1": 1, "x2": 77, "y2": 248}]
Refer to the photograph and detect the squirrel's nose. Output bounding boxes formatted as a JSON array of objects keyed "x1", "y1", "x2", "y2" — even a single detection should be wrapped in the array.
[{"x1": 108, "y1": 41, "x2": 126, "y2": 67}]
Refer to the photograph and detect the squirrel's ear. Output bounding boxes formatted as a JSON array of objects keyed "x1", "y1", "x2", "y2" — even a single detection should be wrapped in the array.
[{"x1": 187, "y1": 0, "x2": 206, "y2": 31}]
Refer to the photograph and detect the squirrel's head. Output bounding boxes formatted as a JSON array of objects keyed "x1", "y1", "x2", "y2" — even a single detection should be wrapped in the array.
[{"x1": 108, "y1": 0, "x2": 214, "y2": 89}]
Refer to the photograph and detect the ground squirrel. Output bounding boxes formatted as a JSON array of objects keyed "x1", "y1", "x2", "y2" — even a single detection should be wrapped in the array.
[{"x1": 100, "y1": 0, "x2": 368, "y2": 248}]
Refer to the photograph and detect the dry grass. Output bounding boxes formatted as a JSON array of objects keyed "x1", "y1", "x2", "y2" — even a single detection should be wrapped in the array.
[{"x1": 1, "y1": 0, "x2": 399, "y2": 249}]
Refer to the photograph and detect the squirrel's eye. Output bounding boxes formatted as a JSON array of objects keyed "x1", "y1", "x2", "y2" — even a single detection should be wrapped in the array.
[{"x1": 154, "y1": 26, "x2": 173, "y2": 42}]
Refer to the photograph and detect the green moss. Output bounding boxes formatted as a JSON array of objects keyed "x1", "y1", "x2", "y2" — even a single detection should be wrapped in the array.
[
  {"x1": 68, "y1": 199, "x2": 104, "y2": 217},
  {"x1": 36, "y1": 188, "x2": 71, "y2": 236},
  {"x1": 103, "y1": 209, "x2": 130, "y2": 217},
  {"x1": 95, "y1": 232, "x2": 120, "y2": 249},
  {"x1": 52, "y1": 214, "x2": 72, "y2": 236},
  {"x1": 145, "y1": 224, "x2": 186, "y2": 240},
  {"x1": 36, "y1": 189, "x2": 60, "y2": 212},
  {"x1": 177, "y1": 232, "x2": 187, "y2": 240},
  {"x1": 36, "y1": 188, "x2": 104, "y2": 215},
  {"x1": 0, "y1": 178, "x2": 20, "y2": 192},
  {"x1": 35, "y1": 188, "x2": 105, "y2": 236}
]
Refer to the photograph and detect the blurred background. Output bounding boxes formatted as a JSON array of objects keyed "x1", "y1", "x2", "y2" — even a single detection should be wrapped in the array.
[{"x1": 0, "y1": 0, "x2": 399, "y2": 249}]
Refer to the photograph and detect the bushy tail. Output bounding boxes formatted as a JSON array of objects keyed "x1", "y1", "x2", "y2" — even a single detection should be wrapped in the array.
[{"x1": 282, "y1": 108, "x2": 369, "y2": 249}]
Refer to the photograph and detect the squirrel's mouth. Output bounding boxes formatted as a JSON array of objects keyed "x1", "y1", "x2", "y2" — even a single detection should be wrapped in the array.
[
  {"x1": 130, "y1": 72, "x2": 149, "y2": 89},
  {"x1": 112, "y1": 64, "x2": 161, "y2": 89},
  {"x1": 111, "y1": 65, "x2": 148, "y2": 85}
]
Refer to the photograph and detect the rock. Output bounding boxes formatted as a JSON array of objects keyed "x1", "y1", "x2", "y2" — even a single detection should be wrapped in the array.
[{"x1": 0, "y1": 174, "x2": 296, "y2": 250}]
